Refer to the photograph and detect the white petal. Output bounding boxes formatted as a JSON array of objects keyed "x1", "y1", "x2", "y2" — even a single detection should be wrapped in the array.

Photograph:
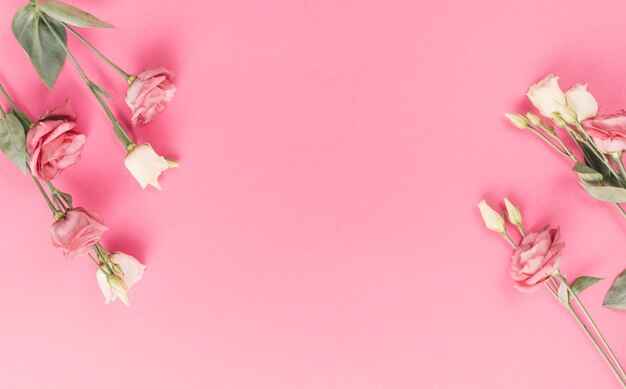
[
  {"x1": 527, "y1": 74, "x2": 566, "y2": 117},
  {"x1": 124, "y1": 144, "x2": 169, "y2": 189},
  {"x1": 109, "y1": 252, "x2": 146, "y2": 289},
  {"x1": 96, "y1": 269, "x2": 113, "y2": 305},
  {"x1": 565, "y1": 84, "x2": 598, "y2": 121}
]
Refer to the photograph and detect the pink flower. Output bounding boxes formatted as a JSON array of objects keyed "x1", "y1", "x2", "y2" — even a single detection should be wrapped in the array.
[
  {"x1": 510, "y1": 225, "x2": 564, "y2": 293},
  {"x1": 26, "y1": 100, "x2": 86, "y2": 181},
  {"x1": 584, "y1": 111, "x2": 626, "y2": 154},
  {"x1": 50, "y1": 208, "x2": 108, "y2": 259},
  {"x1": 125, "y1": 67, "x2": 176, "y2": 125}
]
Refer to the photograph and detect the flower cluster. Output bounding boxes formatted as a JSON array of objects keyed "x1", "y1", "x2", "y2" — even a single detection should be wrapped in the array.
[{"x1": 506, "y1": 74, "x2": 626, "y2": 220}]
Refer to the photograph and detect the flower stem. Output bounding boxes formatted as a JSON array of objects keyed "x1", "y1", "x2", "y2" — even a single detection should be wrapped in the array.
[
  {"x1": 31, "y1": 174, "x2": 58, "y2": 216},
  {"x1": 545, "y1": 280, "x2": 626, "y2": 388},
  {"x1": 555, "y1": 272, "x2": 626, "y2": 381},
  {"x1": 40, "y1": 14, "x2": 134, "y2": 148},
  {"x1": 527, "y1": 125, "x2": 574, "y2": 160},
  {"x1": 502, "y1": 232, "x2": 517, "y2": 248},
  {"x1": 64, "y1": 24, "x2": 132, "y2": 82}
]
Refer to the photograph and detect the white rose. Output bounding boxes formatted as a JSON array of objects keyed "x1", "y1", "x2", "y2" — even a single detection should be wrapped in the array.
[
  {"x1": 124, "y1": 143, "x2": 178, "y2": 189},
  {"x1": 96, "y1": 252, "x2": 145, "y2": 307},
  {"x1": 565, "y1": 84, "x2": 598, "y2": 121},
  {"x1": 527, "y1": 74, "x2": 566, "y2": 118}
]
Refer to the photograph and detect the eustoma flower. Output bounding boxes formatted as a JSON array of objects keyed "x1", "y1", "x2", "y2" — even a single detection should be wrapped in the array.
[
  {"x1": 26, "y1": 100, "x2": 85, "y2": 181},
  {"x1": 95, "y1": 252, "x2": 145, "y2": 307},
  {"x1": 126, "y1": 67, "x2": 176, "y2": 125},
  {"x1": 124, "y1": 143, "x2": 179, "y2": 189},
  {"x1": 527, "y1": 74, "x2": 598, "y2": 121},
  {"x1": 478, "y1": 198, "x2": 626, "y2": 387},
  {"x1": 50, "y1": 207, "x2": 108, "y2": 259},
  {"x1": 584, "y1": 111, "x2": 626, "y2": 154}
]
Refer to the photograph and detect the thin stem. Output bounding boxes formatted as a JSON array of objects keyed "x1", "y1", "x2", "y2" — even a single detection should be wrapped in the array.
[
  {"x1": 527, "y1": 125, "x2": 574, "y2": 160},
  {"x1": 502, "y1": 232, "x2": 517, "y2": 248},
  {"x1": 31, "y1": 175, "x2": 57, "y2": 215},
  {"x1": 545, "y1": 279, "x2": 626, "y2": 388},
  {"x1": 613, "y1": 154, "x2": 626, "y2": 183},
  {"x1": 556, "y1": 272, "x2": 626, "y2": 380},
  {"x1": 40, "y1": 14, "x2": 133, "y2": 148},
  {"x1": 64, "y1": 24, "x2": 132, "y2": 82},
  {"x1": 615, "y1": 204, "x2": 626, "y2": 219},
  {"x1": 0, "y1": 104, "x2": 5, "y2": 116},
  {"x1": 45, "y1": 182, "x2": 72, "y2": 210}
]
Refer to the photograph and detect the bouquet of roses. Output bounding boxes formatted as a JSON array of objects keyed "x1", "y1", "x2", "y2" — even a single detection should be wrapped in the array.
[{"x1": 506, "y1": 74, "x2": 626, "y2": 220}]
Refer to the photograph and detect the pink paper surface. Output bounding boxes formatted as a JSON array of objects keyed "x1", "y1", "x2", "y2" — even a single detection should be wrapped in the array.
[{"x1": 1, "y1": 0, "x2": 626, "y2": 388}]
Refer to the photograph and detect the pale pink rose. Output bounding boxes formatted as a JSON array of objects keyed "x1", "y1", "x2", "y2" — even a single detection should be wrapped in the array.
[
  {"x1": 26, "y1": 100, "x2": 86, "y2": 181},
  {"x1": 50, "y1": 208, "x2": 108, "y2": 259},
  {"x1": 584, "y1": 111, "x2": 626, "y2": 154},
  {"x1": 125, "y1": 67, "x2": 176, "y2": 125},
  {"x1": 510, "y1": 225, "x2": 564, "y2": 293}
]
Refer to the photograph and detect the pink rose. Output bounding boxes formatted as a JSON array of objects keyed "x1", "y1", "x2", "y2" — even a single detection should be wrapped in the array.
[
  {"x1": 125, "y1": 67, "x2": 176, "y2": 125},
  {"x1": 583, "y1": 111, "x2": 626, "y2": 154},
  {"x1": 26, "y1": 100, "x2": 86, "y2": 181},
  {"x1": 510, "y1": 225, "x2": 564, "y2": 293},
  {"x1": 50, "y1": 208, "x2": 108, "y2": 259}
]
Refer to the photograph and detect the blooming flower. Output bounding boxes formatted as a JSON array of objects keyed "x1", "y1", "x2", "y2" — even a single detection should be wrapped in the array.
[
  {"x1": 96, "y1": 252, "x2": 145, "y2": 307},
  {"x1": 26, "y1": 100, "x2": 86, "y2": 181},
  {"x1": 124, "y1": 143, "x2": 178, "y2": 189},
  {"x1": 50, "y1": 208, "x2": 108, "y2": 259},
  {"x1": 510, "y1": 225, "x2": 564, "y2": 293},
  {"x1": 125, "y1": 67, "x2": 176, "y2": 125},
  {"x1": 583, "y1": 111, "x2": 626, "y2": 154},
  {"x1": 527, "y1": 74, "x2": 598, "y2": 122}
]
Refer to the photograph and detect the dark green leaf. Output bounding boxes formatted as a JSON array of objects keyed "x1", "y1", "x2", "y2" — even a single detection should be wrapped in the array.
[
  {"x1": 0, "y1": 114, "x2": 28, "y2": 174},
  {"x1": 570, "y1": 276, "x2": 603, "y2": 300},
  {"x1": 39, "y1": 0, "x2": 114, "y2": 29},
  {"x1": 12, "y1": 4, "x2": 67, "y2": 89},
  {"x1": 573, "y1": 162, "x2": 603, "y2": 184},
  {"x1": 603, "y1": 269, "x2": 626, "y2": 310},
  {"x1": 581, "y1": 142, "x2": 621, "y2": 186}
]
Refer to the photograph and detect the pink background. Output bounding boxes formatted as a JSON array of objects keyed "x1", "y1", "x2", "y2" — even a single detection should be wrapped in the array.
[{"x1": 2, "y1": 0, "x2": 626, "y2": 388}]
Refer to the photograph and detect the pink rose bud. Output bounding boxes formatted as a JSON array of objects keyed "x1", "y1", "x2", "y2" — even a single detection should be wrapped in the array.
[
  {"x1": 510, "y1": 225, "x2": 564, "y2": 293},
  {"x1": 26, "y1": 100, "x2": 86, "y2": 181},
  {"x1": 50, "y1": 208, "x2": 108, "y2": 260},
  {"x1": 125, "y1": 67, "x2": 176, "y2": 125},
  {"x1": 584, "y1": 111, "x2": 626, "y2": 154}
]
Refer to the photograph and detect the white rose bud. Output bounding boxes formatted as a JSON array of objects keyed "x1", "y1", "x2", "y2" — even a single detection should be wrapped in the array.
[
  {"x1": 505, "y1": 113, "x2": 529, "y2": 129},
  {"x1": 96, "y1": 252, "x2": 145, "y2": 307},
  {"x1": 477, "y1": 200, "x2": 506, "y2": 234},
  {"x1": 124, "y1": 143, "x2": 178, "y2": 189},
  {"x1": 527, "y1": 74, "x2": 566, "y2": 118},
  {"x1": 504, "y1": 198, "x2": 522, "y2": 227},
  {"x1": 565, "y1": 84, "x2": 598, "y2": 122}
]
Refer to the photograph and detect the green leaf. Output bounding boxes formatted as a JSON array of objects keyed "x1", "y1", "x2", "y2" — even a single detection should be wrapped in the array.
[
  {"x1": 0, "y1": 114, "x2": 28, "y2": 174},
  {"x1": 12, "y1": 4, "x2": 67, "y2": 89},
  {"x1": 603, "y1": 269, "x2": 626, "y2": 310},
  {"x1": 38, "y1": 0, "x2": 114, "y2": 29},
  {"x1": 90, "y1": 82, "x2": 112, "y2": 99},
  {"x1": 571, "y1": 276, "x2": 603, "y2": 295},
  {"x1": 579, "y1": 181, "x2": 626, "y2": 203},
  {"x1": 581, "y1": 142, "x2": 620, "y2": 186},
  {"x1": 573, "y1": 162, "x2": 603, "y2": 184}
]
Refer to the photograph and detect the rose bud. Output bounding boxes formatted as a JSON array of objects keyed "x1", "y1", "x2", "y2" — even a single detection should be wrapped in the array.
[
  {"x1": 50, "y1": 208, "x2": 108, "y2": 259},
  {"x1": 26, "y1": 100, "x2": 86, "y2": 181},
  {"x1": 125, "y1": 67, "x2": 176, "y2": 125}
]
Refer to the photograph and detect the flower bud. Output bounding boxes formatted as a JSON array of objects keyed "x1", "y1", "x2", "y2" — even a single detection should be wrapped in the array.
[
  {"x1": 551, "y1": 113, "x2": 567, "y2": 128},
  {"x1": 558, "y1": 103, "x2": 578, "y2": 124},
  {"x1": 504, "y1": 198, "x2": 522, "y2": 227},
  {"x1": 505, "y1": 113, "x2": 529, "y2": 129},
  {"x1": 526, "y1": 112, "x2": 542, "y2": 127},
  {"x1": 477, "y1": 200, "x2": 506, "y2": 234},
  {"x1": 106, "y1": 274, "x2": 130, "y2": 307}
]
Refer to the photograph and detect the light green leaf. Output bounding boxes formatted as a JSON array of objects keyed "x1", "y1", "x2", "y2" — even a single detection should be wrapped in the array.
[
  {"x1": 580, "y1": 181, "x2": 626, "y2": 203},
  {"x1": 603, "y1": 269, "x2": 626, "y2": 310},
  {"x1": 0, "y1": 114, "x2": 28, "y2": 174},
  {"x1": 12, "y1": 4, "x2": 67, "y2": 89},
  {"x1": 571, "y1": 276, "x2": 603, "y2": 295},
  {"x1": 573, "y1": 162, "x2": 603, "y2": 184},
  {"x1": 558, "y1": 281, "x2": 569, "y2": 306},
  {"x1": 39, "y1": 0, "x2": 114, "y2": 29}
]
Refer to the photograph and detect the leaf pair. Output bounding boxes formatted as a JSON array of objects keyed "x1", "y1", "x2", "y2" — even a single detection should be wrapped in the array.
[
  {"x1": 12, "y1": 0, "x2": 113, "y2": 89},
  {"x1": 574, "y1": 162, "x2": 626, "y2": 203}
]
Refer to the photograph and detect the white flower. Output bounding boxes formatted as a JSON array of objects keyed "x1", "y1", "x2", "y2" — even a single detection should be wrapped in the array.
[
  {"x1": 504, "y1": 198, "x2": 522, "y2": 227},
  {"x1": 124, "y1": 143, "x2": 177, "y2": 189},
  {"x1": 477, "y1": 200, "x2": 506, "y2": 234},
  {"x1": 527, "y1": 74, "x2": 566, "y2": 118},
  {"x1": 96, "y1": 252, "x2": 145, "y2": 307},
  {"x1": 565, "y1": 84, "x2": 598, "y2": 122}
]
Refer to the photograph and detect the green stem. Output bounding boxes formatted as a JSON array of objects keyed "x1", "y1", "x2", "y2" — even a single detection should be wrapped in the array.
[
  {"x1": 527, "y1": 125, "x2": 574, "y2": 160},
  {"x1": 40, "y1": 14, "x2": 133, "y2": 148},
  {"x1": 615, "y1": 204, "x2": 626, "y2": 219},
  {"x1": 545, "y1": 280, "x2": 626, "y2": 388},
  {"x1": 31, "y1": 174, "x2": 57, "y2": 215},
  {"x1": 555, "y1": 272, "x2": 626, "y2": 381},
  {"x1": 502, "y1": 232, "x2": 517, "y2": 248},
  {"x1": 612, "y1": 154, "x2": 626, "y2": 183},
  {"x1": 64, "y1": 24, "x2": 132, "y2": 82}
]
